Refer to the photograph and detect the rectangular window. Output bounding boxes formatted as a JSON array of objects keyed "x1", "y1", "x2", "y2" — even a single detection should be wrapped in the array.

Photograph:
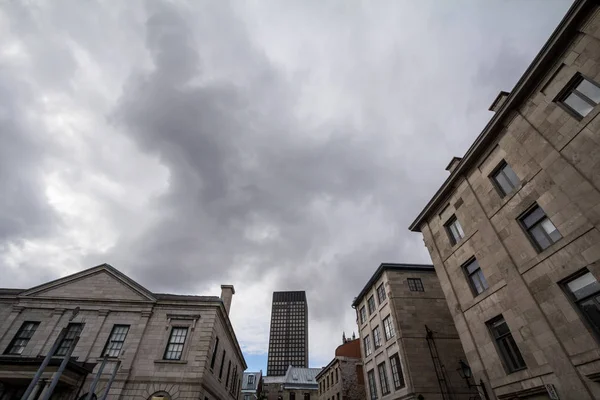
[
  {"x1": 445, "y1": 215, "x2": 464, "y2": 245},
  {"x1": 4, "y1": 321, "x2": 39, "y2": 355},
  {"x1": 557, "y1": 74, "x2": 600, "y2": 119},
  {"x1": 55, "y1": 323, "x2": 83, "y2": 356},
  {"x1": 463, "y1": 258, "x2": 489, "y2": 296},
  {"x1": 519, "y1": 204, "x2": 561, "y2": 251},
  {"x1": 376, "y1": 283, "x2": 386, "y2": 304},
  {"x1": 210, "y1": 337, "x2": 220, "y2": 369},
  {"x1": 248, "y1": 374, "x2": 255, "y2": 385},
  {"x1": 383, "y1": 315, "x2": 395, "y2": 340},
  {"x1": 163, "y1": 326, "x2": 188, "y2": 360},
  {"x1": 377, "y1": 362, "x2": 390, "y2": 395},
  {"x1": 367, "y1": 295, "x2": 376, "y2": 315},
  {"x1": 407, "y1": 278, "x2": 424, "y2": 292},
  {"x1": 102, "y1": 325, "x2": 129, "y2": 358},
  {"x1": 373, "y1": 326, "x2": 382, "y2": 349},
  {"x1": 226, "y1": 360, "x2": 232, "y2": 387},
  {"x1": 219, "y1": 350, "x2": 226, "y2": 378},
  {"x1": 491, "y1": 161, "x2": 520, "y2": 197},
  {"x1": 364, "y1": 335, "x2": 372, "y2": 356},
  {"x1": 389, "y1": 354, "x2": 405, "y2": 389},
  {"x1": 563, "y1": 270, "x2": 600, "y2": 336},
  {"x1": 359, "y1": 306, "x2": 367, "y2": 325},
  {"x1": 488, "y1": 316, "x2": 526, "y2": 373},
  {"x1": 367, "y1": 369, "x2": 378, "y2": 400}
]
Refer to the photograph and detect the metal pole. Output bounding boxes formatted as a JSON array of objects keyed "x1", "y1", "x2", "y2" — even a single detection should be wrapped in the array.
[
  {"x1": 40, "y1": 335, "x2": 80, "y2": 400},
  {"x1": 86, "y1": 355, "x2": 108, "y2": 400},
  {"x1": 99, "y1": 360, "x2": 121, "y2": 400},
  {"x1": 20, "y1": 327, "x2": 68, "y2": 400}
]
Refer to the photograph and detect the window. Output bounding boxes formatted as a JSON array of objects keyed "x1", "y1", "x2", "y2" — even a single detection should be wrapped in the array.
[
  {"x1": 373, "y1": 326, "x2": 382, "y2": 349},
  {"x1": 389, "y1": 354, "x2": 405, "y2": 389},
  {"x1": 519, "y1": 204, "x2": 561, "y2": 251},
  {"x1": 335, "y1": 368, "x2": 338, "y2": 382},
  {"x1": 247, "y1": 374, "x2": 255, "y2": 385},
  {"x1": 163, "y1": 327, "x2": 188, "y2": 360},
  {"x1": 364, "y1": 335, "x2": 372, "y2": 356},
  {"x1": 102, "y1": 325, "x2": 129, "y2": 357},
  {"x1": 219, "y1": 350, "x2": 226, "y2": 379},
  {"x1": 376, "y1": 283, "x2": 386, "y2": 304},
  {"x1": 303, "y1": 394, "x2": 310, "y2": 400},
  {"x1": 491, "y1": 161, "x2": 520, "y2": 197},
  {"x1": 445, "y1": 215, "x2": 464, "y2": 245},
  {"x1": 359, "y1": 306, "x2": 367, "y2": 325},
  {"x1": 564, "y1": 270, "x2": 600, "y2": 336},
  {"x1": 367, "y1": 369, "x2": 378, "y2": 400},
  {"x1": 367, "y1": 295, "x2": 376, "y2": 315},
  {"x1": 377, "y1": 362, "x2": 390, "y2": 395},
  {"x1": 488, "y1": 316, "x2": 526, "y2": 373},
  {"x1": 55, "y1": 323, "x2": 83, "y2": 356},
  {"x1": 407, "y1": 278, "x2": 424, "y2": 292},
  {"x1": 383, "y1": 315, "x2": 395, "y2": 340},
  {"x1": 290, "y1": 393, "x2": 295, "y2": 400},
  {"x1": 558, "y1": 74, "x2": 600, "y2": 119},
  {"x1": 4, "y1": 321, "x2": 39, "y2": 355},
  {"x1": 210, "y1": 337, "x2": 219, "y2": 369},
  {"x1": 226, "y1": 360, "x2": 231, "y2": 387},
  {"x1": 463, "y1": 258, "x2": 489, "y2": 296}
]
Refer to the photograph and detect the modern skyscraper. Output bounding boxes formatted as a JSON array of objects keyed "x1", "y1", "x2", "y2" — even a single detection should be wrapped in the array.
[{"x1": 267, "y1": 291, "x2": 308, "y2": 376}]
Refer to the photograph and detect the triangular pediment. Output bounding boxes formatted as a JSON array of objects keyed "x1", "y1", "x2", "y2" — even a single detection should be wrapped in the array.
[{"x1": 20, "y1": 263, "x2": 156, "y2": 302}]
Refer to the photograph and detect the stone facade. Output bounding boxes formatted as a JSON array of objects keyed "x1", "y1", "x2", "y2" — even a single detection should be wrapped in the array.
[
  {"x1": 0, "y1": 263, "x2": 246, "y2": 400},
  {"x1": 316, "y1": 338, "x2": 364, "y2": 400},
  {"x1": 352, "y1": 264, "x2": 474, "y2": 400},
  {"x1": 409, "y1": 1, "x2": 600, "y2": 399}
]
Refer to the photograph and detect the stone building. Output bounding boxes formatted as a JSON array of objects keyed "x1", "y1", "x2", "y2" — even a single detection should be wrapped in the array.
[
  {"x1": 263, "y1": 366, "x2": 320, "y2": 400},
  {"x1": 242, "y1": 371, "x2": 263, "y2": 400},
  {"x1": 316, "y1": 336, "x2": 364, "y2": 400},
  {"x1": 409, "y1": 1, "x2": 600, "y2": 399},
  {"x1": 0, "y1": 263, "x2": 246, "y2": 400},
  {"x1": 352, "y1": 263, "x2": 473, "y2": 400}
]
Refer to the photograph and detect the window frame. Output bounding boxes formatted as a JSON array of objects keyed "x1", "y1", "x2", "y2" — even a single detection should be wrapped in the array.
[
  {"x1": 389, "y1": 353, "x2": 406, "y2": 389},
  {"x1": 373, "y1": 325, "x2": 382, "y2": 349},
  {"x1": 518, "y1": 204, "x2": 562, "y2": 252},
  {"x1": 210, "y1": 337, "x2": 220, "y2": 370},
  {"x1": 247, "y1": 374, "x2": 255, "y2": 385},
  {"x1": 561, "y1": 269, "x2": 600, "y2": 340},
  {"x1": 461, "y1": 258, "x2": 489, "y2": 296},
  {"x1": 367, "y1": 369, "x2": 378, "y2": 400},
  {"x1": 55, "y1": 323, "x2": 84, "y2": 357},
  {"x1": 163, "y1": 326, "x2": 189, "y2": 361},
  {"x1": 444, "y1": 215, "x2": 464, "y2": 246},
  {"x1": 407, "y1": 278, "x2": 424, "y2": 292},
  {"x1": 377, "y1": 362, "x2": 390, "y2": 396},
  {"x1": 490, "y1": 160, "x2": 520, "y2": 197},
  {"x1": 359, "y1": 306, "x2": 367, "y2": 325},
  {"x1": 4, "y1": 321, "x2": 40, "y2": 355},
  {"x1": 487, "y1": 316, "x2": 527, "y2": 373},
  {"x1": 367, "y1": 295, "x2": 376, "y2": 315},
  {"x1": 556, "y1": 73, "x2": 600, "y2": 120},
  {"x1": 376, "y1": 283, "x2": 386, "y2": 304},
  {"x1": 364, "y1": 335, "x2": 372, "y2": 357},
  {"x1": 383, "y1": 315, "x2": 395, "y2": 341},
  {"x1": 101, "y1": 324, "x2": 130, "y2": 358}
]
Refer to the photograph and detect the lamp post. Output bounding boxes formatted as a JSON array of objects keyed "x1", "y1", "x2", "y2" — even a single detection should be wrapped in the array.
[{"x1": 457, "y1": 360, "x2": 490, "y2": 400}]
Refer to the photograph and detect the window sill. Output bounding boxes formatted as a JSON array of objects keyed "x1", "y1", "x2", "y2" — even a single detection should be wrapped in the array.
[
  {"x1": 154, "y1": 359, "x2": 187, "y2": 364},
  {"x1": 378, "y1": 300, "x2": 388, "y2": 311},
  {"x1": 461, "y1": 280, "x2": 507, "y2": 313},
  {"x1": 442, "y1": 229, "x2": 478, "y2": 263}
]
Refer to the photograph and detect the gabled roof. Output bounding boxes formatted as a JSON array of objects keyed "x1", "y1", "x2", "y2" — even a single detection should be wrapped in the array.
[
  {"x1": 19, "y1": 263, "x2": 157, "y2": 302},
  {"x1": 283, "y1": 366, "x2": 321, "y2": 388},
  {"x1": 352, "y1": 263, "x2": 434, "y2": 307},
  {"x1": 409, "y1": 0, "x2": 594, "y2": 232}
]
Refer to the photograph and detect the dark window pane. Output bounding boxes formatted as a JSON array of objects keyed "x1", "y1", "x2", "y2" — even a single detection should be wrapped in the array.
[
  {"x1": 576, "y1": 79, "x2": 600, "y2": 103},
  {"x1": 522, "y1": 207, "x2": 545, "y2": 228},
  {"x1": 564, "y1": 92, "x2": 593, "y2": 117},
  {"x1": 530, "y1": 225, "x2": 552, "y2": 250},
  {"x1": 503, "y1": 164, "x2": 520, "y2": 188},
  {"x1": 495, "y1": 172, "x2": 513, "y2": 195},
  {"x1": 567, "y1": 272, "x2": 600, "y2": 300},
  {"x1": 465, "y1": 260, "x2": 480, "y2": 274},
  {"x1": 579, "y1": 298, "x2": 600, "y2": 333}
]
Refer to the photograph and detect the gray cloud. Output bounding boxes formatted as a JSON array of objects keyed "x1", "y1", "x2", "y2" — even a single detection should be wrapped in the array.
[{"x1": 0, "y1": 0, "x2": 572, "y2": 365}]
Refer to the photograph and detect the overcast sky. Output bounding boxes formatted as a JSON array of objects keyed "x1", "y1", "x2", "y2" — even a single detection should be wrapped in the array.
[{"x1": 1, "y1": 0, "x2": 572, "y2": 371}]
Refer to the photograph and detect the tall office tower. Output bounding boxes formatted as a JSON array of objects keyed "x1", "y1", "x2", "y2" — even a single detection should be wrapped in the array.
[{"x1": 266, "y1": 291, "x2": 309, "y2": 376}]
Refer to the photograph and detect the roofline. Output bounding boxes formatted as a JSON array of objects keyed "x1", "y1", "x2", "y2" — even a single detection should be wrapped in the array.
[
  {"x1": 351, "y1": 263, "x2": 434, "y2": 307},
  {"x1": 409, "y1": 0, "x2": 593, "y2": 232},
  {"x1": 315, "y1": 357, "x2": 339, "y2": 380},
  {"x1": 488, "y1": 90, "x2": 510, "y2": 112}
]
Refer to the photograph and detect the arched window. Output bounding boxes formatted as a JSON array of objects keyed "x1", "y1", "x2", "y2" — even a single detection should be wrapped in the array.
[{"x1": 149, "y1": 391, "x2": 172, "y2": 400}]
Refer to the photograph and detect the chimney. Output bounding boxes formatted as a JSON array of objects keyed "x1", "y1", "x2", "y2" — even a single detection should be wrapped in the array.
[
  {"x1": 220, "y1": 285, "x2": 235, "y2": 314},
  {"x1": 489, "y1": 91, "x2": 510, "y2": 112},
  {"x1": 445, "y1": 156, "x2": 462, "y2": 173}
]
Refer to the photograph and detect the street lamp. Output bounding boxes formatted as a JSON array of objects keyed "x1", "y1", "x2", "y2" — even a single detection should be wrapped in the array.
[{"x1": 456, "y1": 360, "x2": 490, "y2": 400}]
